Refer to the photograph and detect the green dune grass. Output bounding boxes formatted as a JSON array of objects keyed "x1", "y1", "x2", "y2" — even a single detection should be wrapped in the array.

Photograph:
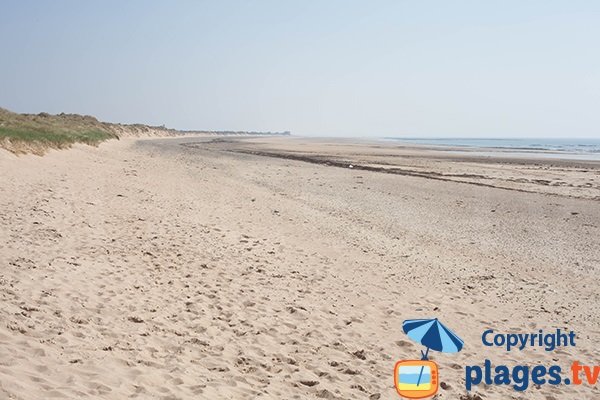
[
  {"x1": 0, "y1": 108, "x2": 119, "y2": 153},
  {"x1": 0, "y1": 127, "x2": 116, "y2": 146}
]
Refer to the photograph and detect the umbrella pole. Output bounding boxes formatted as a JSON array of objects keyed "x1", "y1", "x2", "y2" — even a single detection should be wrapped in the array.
[{"x1": 416, "y1": 347, "x2": 429, "y2": 386}]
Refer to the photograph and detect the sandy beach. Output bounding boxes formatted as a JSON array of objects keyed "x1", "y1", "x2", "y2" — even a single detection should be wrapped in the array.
[{"x1": 1, "y1": 136, "x2": 599, "y2": 399}]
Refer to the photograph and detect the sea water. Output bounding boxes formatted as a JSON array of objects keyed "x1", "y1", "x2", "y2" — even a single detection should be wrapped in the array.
[{"x1": 384, "y1": 138, "x2": 600, "y2": 160}]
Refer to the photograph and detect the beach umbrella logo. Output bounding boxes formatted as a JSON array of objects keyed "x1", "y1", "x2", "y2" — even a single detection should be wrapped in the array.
[{"x1": 394, "y1": 318, "x2": 464, "y2": 399}]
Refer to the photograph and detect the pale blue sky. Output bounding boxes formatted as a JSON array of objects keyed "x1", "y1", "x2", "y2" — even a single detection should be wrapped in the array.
[{"x1": 1, "y1": 1, "x2": 599, "y2": 137}]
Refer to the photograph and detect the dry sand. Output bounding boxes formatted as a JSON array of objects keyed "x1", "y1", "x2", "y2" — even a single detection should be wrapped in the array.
[{"x1": 1, "y1": 136, "x2": 599, "y2": 399}]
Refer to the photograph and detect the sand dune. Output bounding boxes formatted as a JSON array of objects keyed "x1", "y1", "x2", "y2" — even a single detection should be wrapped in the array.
[{"x1": 1, "y1": 137, "x2": 599, "y2": 399}]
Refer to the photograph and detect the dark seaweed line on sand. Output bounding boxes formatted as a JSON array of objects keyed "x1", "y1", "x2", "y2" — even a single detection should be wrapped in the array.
[{"x1": 225, "y1": 149, "x2": 599, "y2": 201}]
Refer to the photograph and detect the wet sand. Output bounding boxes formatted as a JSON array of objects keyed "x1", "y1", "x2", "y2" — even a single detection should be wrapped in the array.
[{"x1": 1, "y1": 136, "x2": 599, "y2": 399}]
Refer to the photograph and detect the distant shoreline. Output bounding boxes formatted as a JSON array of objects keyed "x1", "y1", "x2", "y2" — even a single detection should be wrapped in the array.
[
  {"x1": 382, "y1": 137, "x2": 600, "y2": 161},
  {"x1": 0, "y1": 107, "x2": 290, "y2": 154}
]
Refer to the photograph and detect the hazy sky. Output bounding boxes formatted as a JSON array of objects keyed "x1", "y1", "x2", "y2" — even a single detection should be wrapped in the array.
[{"x1": 1, "y1": 1, "x2": 599, "y2": 137}]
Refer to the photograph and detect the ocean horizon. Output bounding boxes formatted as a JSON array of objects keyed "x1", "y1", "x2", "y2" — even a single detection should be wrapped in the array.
[{"x1": 383, "y1": 138, "x2": 600, "y2": 160}]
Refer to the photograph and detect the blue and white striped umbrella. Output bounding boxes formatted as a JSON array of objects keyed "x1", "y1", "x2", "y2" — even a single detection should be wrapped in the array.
[{"x1": 402, "y1": 318, "x2": 464, "y2": 354}]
